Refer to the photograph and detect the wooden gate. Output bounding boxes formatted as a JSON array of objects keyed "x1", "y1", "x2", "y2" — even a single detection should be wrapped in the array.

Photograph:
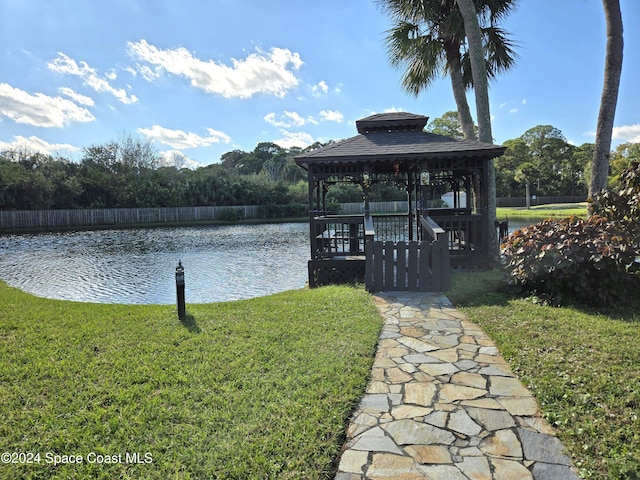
[{"x1": 364, "y1": 238, "x2": 450, "y2": 292}]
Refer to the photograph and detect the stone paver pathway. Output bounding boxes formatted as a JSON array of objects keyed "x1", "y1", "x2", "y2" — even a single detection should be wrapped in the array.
[{"x1": 335, "y1": 292, "x2": 580, "y2": 480}]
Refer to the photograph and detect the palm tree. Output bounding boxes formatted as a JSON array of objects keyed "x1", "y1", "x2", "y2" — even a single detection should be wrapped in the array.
[
  {"x1": 379, "y1": 0, "x2": 516, "y2": 257},
  {"x1": 589, "y1": 0, "x2": 624, "y2": 202},
  {"x1": 456, "y1": 0, "x2": 499, "y2": 255},
  {"x1": 379, "y1": 0, "x2": 517, "y2": 141}
]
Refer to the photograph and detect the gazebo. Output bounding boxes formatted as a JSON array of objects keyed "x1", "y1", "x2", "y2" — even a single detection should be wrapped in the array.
[{"x1": 294, "y1": 112, "x2": 506, "y2": 292}]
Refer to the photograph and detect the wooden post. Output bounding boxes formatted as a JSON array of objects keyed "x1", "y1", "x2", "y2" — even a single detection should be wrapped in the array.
[{"x1": 175, "y1": 261, "x2": 186, "y2": 320}]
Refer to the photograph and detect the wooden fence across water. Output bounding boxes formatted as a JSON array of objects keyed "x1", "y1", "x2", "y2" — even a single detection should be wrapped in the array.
[{"x1": 0, "y1": 206, "x2": 266, "y2": 231}]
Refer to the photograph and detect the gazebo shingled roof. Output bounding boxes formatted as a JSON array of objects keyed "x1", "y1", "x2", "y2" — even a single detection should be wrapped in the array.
[{"x1": 295, "y1": 112, "x2": 505, "y2": 169}]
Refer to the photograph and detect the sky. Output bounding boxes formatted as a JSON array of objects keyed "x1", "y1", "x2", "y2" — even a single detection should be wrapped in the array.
[{"x1": 1, "y1": 0, "x2": 639, "y2": 168}]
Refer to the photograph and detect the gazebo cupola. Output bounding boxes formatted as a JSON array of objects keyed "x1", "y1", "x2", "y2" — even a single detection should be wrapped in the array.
[
  {"x1": 295, "y1": 112, "x2": 506, "y2": 291},
  {"x1": 355, "y1": 112, "x2": 429, "y2": 134}
]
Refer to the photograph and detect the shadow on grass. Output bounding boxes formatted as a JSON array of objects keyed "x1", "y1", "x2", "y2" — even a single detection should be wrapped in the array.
[
  {"x1": 180, "y1": 312, "x2": 201, "y2": 333},
  {"x1": 450, "y1": 268, "x2": 640, "y2": 323},
  {"x1": 448, "y1": 269, "x2": 512, "y2": 308}
]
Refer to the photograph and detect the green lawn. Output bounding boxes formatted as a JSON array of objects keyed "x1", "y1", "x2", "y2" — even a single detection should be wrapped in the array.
[
  {"x1": 448, "y1": 270, "x2": 640, "y2": 479},
  {"x1": 0, "y1": 283, "x2": 383, "y2": 480},
  {"x1": 497, "y1": 202, "x2": 588, "y2": 219},
  {"x1": 4, "y1": 265, "x2": 639, "y2": 479}
]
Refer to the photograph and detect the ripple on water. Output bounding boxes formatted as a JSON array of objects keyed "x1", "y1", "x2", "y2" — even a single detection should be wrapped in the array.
[{"x1": 0, "y1": 223, "x2": 310, "y2": 304}]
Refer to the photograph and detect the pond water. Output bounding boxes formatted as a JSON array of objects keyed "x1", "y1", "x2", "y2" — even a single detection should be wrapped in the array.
[
  {"x1": 0, "y1": 223, "x2": 310, "y2": 305},
  {"x1": 0, "y1": 218, "x2": 544, "y2": 305},
  {"x1": 506, "y1": 218, "x2": 542, "y2": 234}
]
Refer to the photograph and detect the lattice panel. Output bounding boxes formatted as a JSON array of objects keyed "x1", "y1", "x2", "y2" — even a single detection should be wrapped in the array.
[{"x1": 309, "y1": 259, "x2": 366, "y2": 287}]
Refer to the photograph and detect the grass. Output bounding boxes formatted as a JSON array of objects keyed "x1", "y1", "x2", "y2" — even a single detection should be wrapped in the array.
[
  {"x1": 5, "y1": 256, "x2": 639, "y2": 479},
  {"x1": 497, "y1": 202, "x2": 588, "y2": 219},
  {"x1": 0, "y1": 283, "x2": 383, "y2": 479},
  {"x1": 448, "y1": 270, "x2": 640, "y2": 479}
]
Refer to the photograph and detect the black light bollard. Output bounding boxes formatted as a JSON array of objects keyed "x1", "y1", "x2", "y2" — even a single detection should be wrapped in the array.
[{"x1": 175, "y1": 260, "x2": 186, "y2": 319}]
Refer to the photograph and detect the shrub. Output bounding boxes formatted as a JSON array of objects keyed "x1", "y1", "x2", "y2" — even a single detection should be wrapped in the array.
[
  {"x1": 590, "y1": 161, "x2": 640, "y2": 245},
  {"x1": 259, "y1": 202, "x2": 307, "y2": 218},
  {"x1": 501, "y1": 215, "x2": 639, "y2": 306},
  {"x1": 217, "y1": 207, "x2": 244, "y2": 222}
]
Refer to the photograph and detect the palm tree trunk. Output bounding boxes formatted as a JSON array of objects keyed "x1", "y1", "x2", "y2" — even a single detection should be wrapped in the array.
[
  {"x1": 456, "y1": 0, "x2": 498, "y2": 258},
  {"x1": 445, "y1": 46, "x2": 476, "y2": 140},
  {"x1": 455, "y1": 0, "x2": 492, "y2": 144},
  {"x1": 589, "y1": 0, "x2": 624, "y2": 202}
]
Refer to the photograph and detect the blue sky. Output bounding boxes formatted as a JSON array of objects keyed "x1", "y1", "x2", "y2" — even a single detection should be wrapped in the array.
[{"x1": 1, "y1": 0, "x2": 638, "y2": 168}]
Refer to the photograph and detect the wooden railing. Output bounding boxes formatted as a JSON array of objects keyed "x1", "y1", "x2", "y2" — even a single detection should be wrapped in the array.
[
  {"x1": 312, "y1": 215, "x2": 368, "y2": 257},
  {"x1": 370, "y1": 213, "x2": 416, "y2": 242},
  {"x1": 426, "y1": 210, "x2": 484, "y2": 261},
  {"x1": 420, "y1": 215, "x2": 448, "y2": 243},
  {"x1": 309, "y1": 207, "x2": 492, "y2": 289}
]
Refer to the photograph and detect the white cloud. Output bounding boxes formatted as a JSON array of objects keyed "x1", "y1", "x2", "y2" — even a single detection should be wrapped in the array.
[
  {"x1": 48, "y1": 52, "x2": 138, "y2": 104},
  {"x1": 584, "y1": 124, "x2": 640, "y2": 143},
  {"x1": 158, "y1": 150, "x2": 201, "y2": 169},
  {"x1": 58, "y1": 87, "x2": 95, "y2": 106},
  {"x1": 124, "y1": 66, "x2": 138, "y2": 77},
  {"x1": 264, "y1": 109, "x2": 343, "y2": 129},
  {"x1": 138, "y1": 65, "x2": 161, "y2": 81},
  {"x1": 0, "y1": 83, "x2": 95, "y2": 127},
  {"x1": 312, "y1": 80, "x2": 329, "y2": 96},
  {"x1": 498, "y1": 98, "x2": 525, "y2": 112},
  {"x1": 612, "y1": 124, "x2": 640, "y2": 143},
  {"x1": 319, "y1": 110, "x2": 344, "y2": 123},
  {"x1": 0, "y1": 135, "x2": 79, "y2": 155},
  {"x1": 127, "y1": 39, "x2": 303, "y2": 99},
  {"x1": 273, "y1": 130, "x2": 314, "y2": 149},
  {"x1": 138, "y1": 125, "x2": 231, "y2": 149},
  {"x1": 264, "y1": 111, "x2": 317, "y2": 128}
]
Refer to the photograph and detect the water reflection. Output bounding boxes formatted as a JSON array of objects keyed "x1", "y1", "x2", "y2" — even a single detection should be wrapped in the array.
[{"x1": 0, "y1": 223, "x2": 310, "y2": 304}]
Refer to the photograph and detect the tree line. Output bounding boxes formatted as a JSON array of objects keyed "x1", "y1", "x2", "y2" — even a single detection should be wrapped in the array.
[
  {"x1": 427, "y1": 111, "x2": 640, "y2": 199},
  {"x1": 1, "y1": 119, "x2": 638, "y2": 211},
  {"x1": 496, "y1": 128, "x2": 639, "y2": 199},
  {"x1": 0, "y1": 137, "x2": 316, "y2": 211}
]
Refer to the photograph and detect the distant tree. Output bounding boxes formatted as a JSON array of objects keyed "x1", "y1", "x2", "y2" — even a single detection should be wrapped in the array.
[
  {"x1": 565, "y1": 143, "x2": 592, "y2": 196},
  {"x1": 282, "y1": 155, "x2": 306, "y2": 183},
  {"x1": 117, "y1": 133, "x2": 159, "y2": 173},
  {"x1": 263, "y1": 152, "x2": 288, "y2": 182},
  {"x1": 495, "y1": 127, "x2": 590, "y2": 199},
  {"x1": 41, "y1": 158, "x2": 84, "y2": 208},
  {"x1": 79, "y1": 135, "x2": 160, "y2": 207},
  {"x1": 589, "y1": 0, "x2": 624, "y2": 201},
  {"x1": 220, "y1": 149, "x2": 248, "y2": 170},
  {"x1": 302, "y1": 141, "x2": 333, "y2": 152},
  {"x1": 426, "y1": 111, "x2": 466, "y2": 138},
  {"x1": 519, "y1": 125, "x2": 574, "y2": 195},
  {"x1": 495, "y1": 138, "x2": 529, "y2": 197},
  {"x1": 609, "y1": 142, "x2": 640, "y2": 187},
  {"x1": 0, "y1": 156, "x2": 30, "y2": 209},
  {"x1": 235, "y1": 142, "x2": 283, "y2": 175}
]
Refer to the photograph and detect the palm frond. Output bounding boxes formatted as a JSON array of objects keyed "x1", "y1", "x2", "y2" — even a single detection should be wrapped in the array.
[
  {"x1": 380, "y1": 0, "x2": 519, "y2": 92},
  {"x1": 483, "y1": 26, "x2": 519, "y2": 76}
]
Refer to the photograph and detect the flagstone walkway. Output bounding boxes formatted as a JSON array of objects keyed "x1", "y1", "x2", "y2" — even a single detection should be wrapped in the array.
[{"x1": 335, "y1": 292, "x2": 580, "y2": 480}]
